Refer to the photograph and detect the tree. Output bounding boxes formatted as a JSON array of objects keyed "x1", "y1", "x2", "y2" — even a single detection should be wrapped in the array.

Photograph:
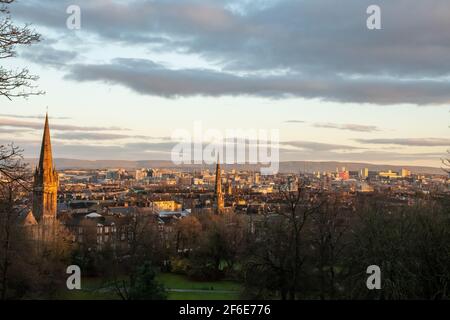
[
  {"x1": 0, "y1": 144, "x2": 28, "y2": 184},
  {"x1": 128, "y1": 261, "x2": 166, "y2": 300},
  {"x1": 175, "y1": 215, "x2": 202, "y2": 254},
  {"x1": 310, "y1": 193, "x2": 351, "y2": 300},
  {"x1": 185, "y1": 212, "x2": 246, "y2": 281},
  {"x1": 107, "y1": 213, "x2": 166, "y2": 300},
  {"x1": 344, "y1": 202, "x2": 450, "y2": 300},
  {"x1": 241, "y1": 178, "x2": 324, "y2": 300},
  {"x1": 0, "y1": 0, "x2": 42, "y2": 100},
  {"x1": 443, "y1": 150, "x2": 450, "y2": 174},
  {"x1": 0, "y1": 144, "x2": 30, "y2": 299}
]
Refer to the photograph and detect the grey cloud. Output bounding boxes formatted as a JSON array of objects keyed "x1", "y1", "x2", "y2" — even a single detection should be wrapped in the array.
[
  {"x1": 313, "y1": 123, "x2": 380, "y2": 132},
  {"x1": 124, "y1": 142, "x2": 178, "y2": 152},
  {"x1": 12, "y1": 0, "x2": 450, "y2": 105},
  {"x1": 356, "y1": 138, "x2": 450, "y2": 147},
  {"x1": 0, "y1": 113, "x2": 71, "y2": 120},
  {"x1": 66, "y1": 58, "x2": 450, "y2": 104},
  {"x1": 0, "y1": 127, "x2": 28, "y2": 134},
  {"x1": 54, "y1": 132, "x2": 141, "y2": 141},
  {"x1": 0, "y1": 118, "x2": 126, "y2": 132},
  {"x1": 54, "y1": 132, "x2": 171, "y2": 141},
  {"x1": 285, "y1": 120, "x2": 380, "y2": 132},
  {"x1": 281, "y1": 141, "x2": 361, "y2": 151},
  {"x1": 20, "y1": 43, "x2": 78, "y2": 67},
  {"x1": 284, "y1": 120, "x2": 305, "y2": 124}
]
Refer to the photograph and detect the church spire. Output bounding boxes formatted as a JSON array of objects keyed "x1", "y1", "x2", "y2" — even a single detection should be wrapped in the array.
[
  {"x1": 38, "y1": 112, "x2": 54, "y2": 174},
  {"x1": 214, "y1": 155, "x2": 224, "y2": 213},
  {"x1": 33, "y1": 113, "x2": 59, "y2": 224}
]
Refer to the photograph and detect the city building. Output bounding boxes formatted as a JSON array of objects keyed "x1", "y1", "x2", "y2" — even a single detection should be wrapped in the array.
[
  {"x1": 32, "y1": 113, "x2": 59, "y2": 225},
  {"x1": 360, "y1": 168, "x2": 369, "y2": 179},
  {"x1": 214, "y1": 157, "x2": 225, "y2": 213},
  {"x1": 401, "y1": 168, "x2": 412, "y2": 178}
]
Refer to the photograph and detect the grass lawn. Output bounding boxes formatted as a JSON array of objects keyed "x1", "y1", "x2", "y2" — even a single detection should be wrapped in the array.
[
  {"x1": 156, "y1": 273, "x2": 242, "y2": 291},
  {"x1": 167, "y1": 291, "x2": 240, "y2": 300},
  {"x1": 57, "y1": 277, "x2": 120, "y2": 300},
  {"x1": 157, "y1": 273, "x2": 242, "y2": 300},
  {"x1": 59, "y1": 273, "x2": 242, "y2": 300}
]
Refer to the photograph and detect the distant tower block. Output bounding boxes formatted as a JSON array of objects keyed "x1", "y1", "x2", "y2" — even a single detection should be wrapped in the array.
[
  {"x1": 227, "y1": 180, "x2": 233, "y2": 196},
  {"x1": 32, "y1": 113, "x2": 59, "y2": 224},
  {"x1": 214, "y1": 156, "x2": 225, "y2": 213}
]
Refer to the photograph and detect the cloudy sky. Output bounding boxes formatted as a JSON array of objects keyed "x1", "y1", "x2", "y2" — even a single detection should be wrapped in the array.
[{"x1": 1, "y1": 0, "x2": 449, "y2": 167}]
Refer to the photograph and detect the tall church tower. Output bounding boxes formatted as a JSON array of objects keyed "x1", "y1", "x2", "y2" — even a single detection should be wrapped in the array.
[
  {"x1": 214, "y1": 156, "x2": 224, "y2": 213},
  {"x1": 32, "y1": 113, "x2": 59, "y2": 224}
]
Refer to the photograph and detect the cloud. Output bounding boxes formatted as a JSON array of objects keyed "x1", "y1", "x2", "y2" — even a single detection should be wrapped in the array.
[
  {"x1": 313, "y1": 123, "x2": 380, "y2": 132},
  {"x1": 20, "y1": 43, "x2": 78, "y2": 67},
  {"x1": 0, "y1": 127, "x2": 28, "y2": 134},
  {"x1": 65, "y1": 58, "x2": 450, "y2": 104},
  {"x1": 355, "y1": 138, "x2": 450, "y2": 147},
  {"x1": 54, "y1": 132, "x2": 142, "y2": 141},
  {"x1": 12, "y1": 0, "x2": 450, "y2": 105},
  {"x1": 284, "y1": 120, "x2": 305, "y2": 124},
  {"x1": 0, "y1": 113, "x2": 71, "y2": 120},
  {"x1": 54, "y1": 132, "x2": 171, "y2": 141},
  {"x1": 281, "y1": 141, "x2": 361, "y2": 151},
  {"x1": 0, "y1": 118, "x2": 126, "y2": 132},
  {"x1": 285, "y1": 120, "x2": 380, "y2": 132}
]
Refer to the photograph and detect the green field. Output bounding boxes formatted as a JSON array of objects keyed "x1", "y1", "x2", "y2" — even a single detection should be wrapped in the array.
[
  {"x1": 157, "y1": 273, "x2": 242, "y2": 300},
  {"x1": 59, "y1": 273, "x2": 242, "y2": 300}
]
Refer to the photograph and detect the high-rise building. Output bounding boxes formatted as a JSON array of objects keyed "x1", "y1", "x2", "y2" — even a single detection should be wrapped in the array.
[
  {"x1": 361, "y1": 168, "x2": 369, "y2": 179},
  {"x1": 337, "y1": 167, "x2": 350, "y2": 181},
  {"x1": 401, "y1": 168, "x2": 411, "y2": 177},
  {"x1": 227, "y1": 180, "x2": 233, "y2": 196},
  {"x1": 32, "y1": 113, "x2": 59, "y2": 224},
  {"x1": 379, "y1": 170, "x2": 399, "y2": 178},
  {"x1": 135, "y1": 168, "x2": 147, "y2": 181},
  {"x1": 214, "y1": 157, "x2": 224, "y2": 213}
]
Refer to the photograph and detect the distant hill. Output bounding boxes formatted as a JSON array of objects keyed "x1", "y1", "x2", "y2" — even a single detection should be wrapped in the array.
[{"x1": 24, "y1": 158, "x2": 445, "y2": 175}]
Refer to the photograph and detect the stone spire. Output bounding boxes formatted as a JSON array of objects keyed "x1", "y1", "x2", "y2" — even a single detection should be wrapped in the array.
[
  {"x1": 214, "y1": 155, "x2": 224, "y2": 213},
  {"x1": 38, "y1": 113, "x2": 54, "y2": 176},
  {"x1": 32, "y1": 113, "x2": 59, "y2": 224}
]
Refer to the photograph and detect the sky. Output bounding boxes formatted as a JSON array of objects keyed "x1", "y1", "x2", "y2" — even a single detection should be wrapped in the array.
[{"x1": 1, "y1": 0, "x2": 449, "y2": 167}]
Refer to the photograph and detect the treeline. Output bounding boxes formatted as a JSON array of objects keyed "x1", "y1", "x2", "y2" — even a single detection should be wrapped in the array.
[
  {"x1": 240, "y1": 194, "x2": 449, "y2": 300},
  {"x1": 168, "y1": 187, "x2": 450, "y2": 300}
]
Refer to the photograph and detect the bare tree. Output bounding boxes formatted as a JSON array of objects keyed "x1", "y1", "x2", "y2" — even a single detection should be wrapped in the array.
[
  {"x1": 108, "y1": 213, "x2": 165, "y2": 300},
  {"x1": 277, "y1": 179, "x2": 325, "y2": 299},
  {"x1": 443, "y1": 150, "x2": 450, "y2": 174},
  {"x1": 0, "y1": 0, "x2": 42, "y2": 100},
  {"x1": 175, "y1": 214, "x2": 202, "y2": 254},
  {"x1": 0, "y1": 144, "x2": 30, "y2": 299},
  {"x1": 310, "y1": 193, "x2": 351, "y2": 299},
  {"x1": 242, "y1": 178, "x2": 324, "y2": 300},
  {"x1": 0, "y1": 144, "x2": 28, "y2": 187}
]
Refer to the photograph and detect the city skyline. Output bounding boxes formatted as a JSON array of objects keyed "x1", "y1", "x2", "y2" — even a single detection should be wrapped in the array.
[{"x1": 1, "y1": 0, "x2": 449, "y2": 167}]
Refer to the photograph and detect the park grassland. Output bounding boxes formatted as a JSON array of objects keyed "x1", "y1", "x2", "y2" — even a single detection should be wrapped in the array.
[{"x1": 58, "y1": 273, "x2": 242, "y2": 300}]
